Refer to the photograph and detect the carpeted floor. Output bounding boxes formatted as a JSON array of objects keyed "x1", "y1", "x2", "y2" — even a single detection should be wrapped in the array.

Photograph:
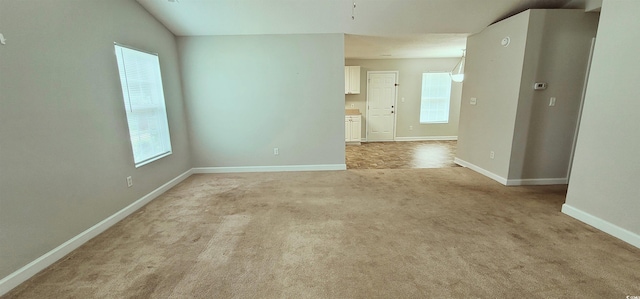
[{"x1": 4, "y1": 168, "x2": 640, "y2": 298}]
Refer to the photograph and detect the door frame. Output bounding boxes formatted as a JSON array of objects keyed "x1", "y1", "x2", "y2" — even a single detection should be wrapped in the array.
[{"x1": 365, "y1": 71, "x2": 399, "y2": 142}]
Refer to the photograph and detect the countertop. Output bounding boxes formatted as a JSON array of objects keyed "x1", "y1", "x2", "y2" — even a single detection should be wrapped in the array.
[{"x1": 345, "y1": 109, "x2": 361, "y2": 115}]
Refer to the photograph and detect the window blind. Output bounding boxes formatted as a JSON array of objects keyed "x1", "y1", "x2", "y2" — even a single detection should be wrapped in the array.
[
  {"x1": 420, "y1": 73, "x2": 452, "y2": 124},
  {"x1": 114, "y1": 44, "x2": 172, "y2": 167}
]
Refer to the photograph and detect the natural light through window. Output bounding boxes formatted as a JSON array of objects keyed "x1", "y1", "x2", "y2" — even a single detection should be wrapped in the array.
[
  {"x1": 114, "y1": 44, "x2": 172, "y2": 167},
  {"x1": 420, "y1": 73, "x2": 452, "y2": 124}
]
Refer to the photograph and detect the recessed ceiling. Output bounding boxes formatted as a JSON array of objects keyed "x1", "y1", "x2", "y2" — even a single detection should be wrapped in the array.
[{"x1": 137, "y1": 0, "x2": 587, "y2": 59}]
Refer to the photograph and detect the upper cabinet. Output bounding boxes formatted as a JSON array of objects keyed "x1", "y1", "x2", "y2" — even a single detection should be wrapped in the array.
[{"x1": 345, "y1": 66, "x2": 361, "y2": 94}]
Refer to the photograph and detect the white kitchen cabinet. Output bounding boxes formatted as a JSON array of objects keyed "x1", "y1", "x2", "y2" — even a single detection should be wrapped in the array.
[
  {"x1": 345, "y1": 115, "x2": 361, "y2": 143},
  {"x1": 344, "y1": 66, "x2": 361, "y2": 94}
]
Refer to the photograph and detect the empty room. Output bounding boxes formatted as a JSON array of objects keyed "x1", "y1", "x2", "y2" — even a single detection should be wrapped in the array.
[{"x1": 1, "y1": 0, "x2": 639, "y2": 297}]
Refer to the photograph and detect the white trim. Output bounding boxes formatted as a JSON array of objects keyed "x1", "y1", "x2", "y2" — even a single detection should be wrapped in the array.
[
  {"x1": 505, "y1": 178, "x2": 568, "y2": 186},
  {"x1": 0, "y1": 169, "x2": 193, "y2": 296},
  {"x1": 395, "y1": 136, "x2": 458, "y2": 141},
  {"x1": 562, "y1": 204, "x2": 640, "y2": 249},
  {"x1": 454, "y1": 157, "x2": 508, "y2": 185},
  {"x1": 193, "y1": 164, "x2": 346, "y2": 174},
  {"x1": 454, "y1": 158, "x2": 568, "y2": 186}
]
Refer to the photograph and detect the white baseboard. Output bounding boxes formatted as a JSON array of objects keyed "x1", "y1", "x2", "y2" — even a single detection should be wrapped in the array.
[
  {"x1": 562, "y1": 204, "x2": 640, "y2": 249},
  {"x1": 454, "y1": 158, "x2": 568, "y2": 186},
  {"x1": 193, "y1": 164, "x2": 346, "y2": 174},
  {"x1": 454, "y1": 157, "x2": 508, "y2": 185},
  {"x1": 394, "y1": 136, "x2": 458, "y2": 141},
  {"x1": 506, "y1": 178, "x2": 568, "y2": 186},
  {"x1": 0, "y1": 169, "x2": 194, "y2": 296}
]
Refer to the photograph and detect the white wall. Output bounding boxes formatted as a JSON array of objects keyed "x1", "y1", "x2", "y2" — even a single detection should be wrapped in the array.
[
  {"x1": 564, "y1": 0, "x2": 640, "y2": 246},
  {"x1": 457, "y1": 9, "x2": 598, "y2": 184},
  {"x1": 456, "y1": 11, "x2": 531, "y2": 180},
  {"x1": 510, "y1": 10, "x2": 599, "y2": 181},
  {"x1": 0, "y1": 0, "x2": 191, "y2": 279},
  {"x1": 178, "y1": 34, "x2": 345, "y2": 168},
  {"x1": 344, "y1": 58, "x2": 462, "y2": 140}
]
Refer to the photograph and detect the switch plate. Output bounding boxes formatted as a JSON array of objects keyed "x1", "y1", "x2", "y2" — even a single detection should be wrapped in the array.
[
  {"x1": 126, "y1": 176, "x2": 133, "y2": 187},
  {"x1": 470, "y1": 97, "x2": 477, "y2": 105},
  {"x1": 273, "y1": 148, "x2": 279, "y2": 155},
  {"x1": 409, "y1": 125, "x2": 413, "y2": 131},
  {"x1": 350, "y1": 104, "x2": 355, "y2": 108},
  {"x1": 549, "y1": 97, "x2": 556, "y2": 106},
  {"x1": 490, "y1": 151, "x2": 495, "y2": 159}
]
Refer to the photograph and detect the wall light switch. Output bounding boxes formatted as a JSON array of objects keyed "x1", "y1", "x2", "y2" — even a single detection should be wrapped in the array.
[
  {"x1": 549, "y1": 97, "x2": 556, "y2": 107},
  {"x1": 470, "y1": 97, "x2": 477, "y2": 105},
  {"x1": 350, "y1": 103, "x2": 355, "y2": 108}
]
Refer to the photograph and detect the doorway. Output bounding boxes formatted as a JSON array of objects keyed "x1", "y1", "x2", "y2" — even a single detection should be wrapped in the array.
[{"x1": 366, "y1": 71, "x2": 398, "y2": 141}]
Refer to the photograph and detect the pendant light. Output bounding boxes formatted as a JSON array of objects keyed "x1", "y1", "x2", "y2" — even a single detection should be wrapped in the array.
[{"x1": 450, "y1": 49, "x2": 466, "y2": 83}]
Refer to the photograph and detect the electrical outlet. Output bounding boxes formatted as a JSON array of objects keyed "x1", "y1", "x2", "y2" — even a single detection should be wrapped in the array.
[
  {"x1": 350, "y1": 103, "x2": 355, "y2": 108},
  {"x1": 409, "y1": 125, "x2": 413, "y2": 131},
  {"x1": 273, "y1": 148, "x2": 279, "y2": 155},
  {"x1": 126, "y1": 176, "x2": 133, "y2": 187},
  {"x1": 470, "y1": 97, "x2": 477, "y2": 105},
  {"x1": 490, "y1": 151, "x2": 495, "y2": 159}
]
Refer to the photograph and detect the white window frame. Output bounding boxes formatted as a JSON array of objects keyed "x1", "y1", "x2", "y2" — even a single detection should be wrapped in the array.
[
  {"x1": 420, "y1": 72, "x2": 452, "y2": 124},
  {"x1": 114, "y1": 43, "x2": 172, "y2": 167}
]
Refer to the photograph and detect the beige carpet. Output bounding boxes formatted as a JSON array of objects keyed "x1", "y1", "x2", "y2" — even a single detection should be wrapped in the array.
[{"x1": 4, "y1": 168, "x2": 640, "y2": 298}]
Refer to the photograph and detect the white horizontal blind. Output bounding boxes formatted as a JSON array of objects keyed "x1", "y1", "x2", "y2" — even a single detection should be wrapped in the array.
[
  {"x1": 420, "y1": 72, "x2": 452, "y2": 124},
  {"x1": 114, "y1": 44, "x2": 172, "y2": 167}
]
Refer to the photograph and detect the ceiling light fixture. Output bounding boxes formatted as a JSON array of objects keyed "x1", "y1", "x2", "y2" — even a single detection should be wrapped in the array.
[{"x1": 450, "y1": 49, "x2": 465, "y2": 83}]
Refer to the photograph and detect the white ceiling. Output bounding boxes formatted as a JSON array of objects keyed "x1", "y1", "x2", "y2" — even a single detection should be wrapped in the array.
[{"x1": 137, "y1": 0, "x2": 588, "y2": 59}]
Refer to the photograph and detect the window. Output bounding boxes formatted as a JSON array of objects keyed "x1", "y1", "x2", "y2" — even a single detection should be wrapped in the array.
[
  {"x1": 114, "y1": 44, "x2": 172, "y2": 167},
  {"x1": 420, "y1": 73, "x2": 452, "y2": 124}
]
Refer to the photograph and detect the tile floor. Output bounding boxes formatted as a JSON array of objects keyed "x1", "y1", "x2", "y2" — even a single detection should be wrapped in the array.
[{"x1": 345, "y1": 140, "x2": 459, "y2": 169}]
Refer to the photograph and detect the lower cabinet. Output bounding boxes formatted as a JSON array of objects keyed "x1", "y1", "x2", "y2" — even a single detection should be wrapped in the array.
[{"x1": 345, "y1": 115, "x2": 361, "y2": 143}]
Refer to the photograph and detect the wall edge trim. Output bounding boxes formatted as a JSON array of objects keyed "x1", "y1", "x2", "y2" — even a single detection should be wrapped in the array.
[
  {"x1": 505, "y1": 177, "x2": 568, "y2": 186},
  {"x1": 454, "y1": 157, "x2": 508, "y2": 185},
  {"x1": 192, "y1": 164, "x2": 347, "y2": 173},
  {"x1": 0, "y1": 169, "x2": 194, "y2": 296},
  {"x1": 561, "y1": 204, "x2": 640, "y2": 249},
  {"x1": 394, "y1": 136, "x2": 458, "y2": 141}
]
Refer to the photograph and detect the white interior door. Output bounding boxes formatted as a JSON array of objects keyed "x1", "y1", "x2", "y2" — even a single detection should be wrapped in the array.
[{"x1": 367, "y1": 72, "x2": 397, "y2": 141}]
